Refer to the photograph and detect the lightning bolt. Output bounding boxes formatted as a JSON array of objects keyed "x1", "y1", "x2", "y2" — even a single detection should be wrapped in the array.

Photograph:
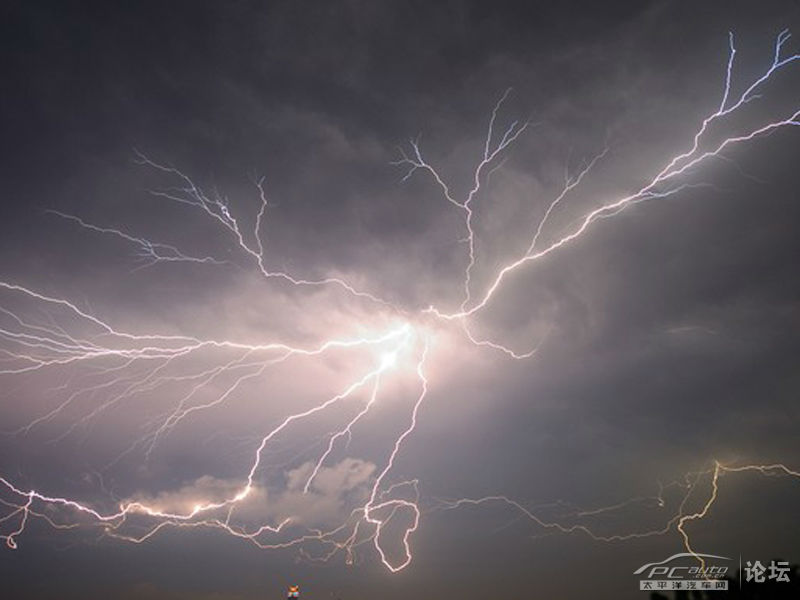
[
  {"x1": 1, "y1": 30, "x2": 798, "y2": 573},
  {"x1": 426, "y1": 30, "x2": 800, "y2": 328}
]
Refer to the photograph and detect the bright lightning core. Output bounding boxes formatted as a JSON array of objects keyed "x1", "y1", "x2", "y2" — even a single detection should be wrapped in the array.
[
  {"x1": 380, "y1": 352, "x2": 399, "y2": 370},
  {"x1": 1, "y1": 30, "x2": 799, "y2": 574}
]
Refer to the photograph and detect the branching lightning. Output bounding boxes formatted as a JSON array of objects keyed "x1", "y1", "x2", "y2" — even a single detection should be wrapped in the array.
[{"x1": 1, "y1": 30, "x2": 799, "y2": 573}]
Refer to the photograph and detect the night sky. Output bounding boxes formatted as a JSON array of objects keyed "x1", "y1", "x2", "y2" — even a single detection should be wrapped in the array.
[{"x1": 1, "y1": 2, "x2": 800, "y2": 599}]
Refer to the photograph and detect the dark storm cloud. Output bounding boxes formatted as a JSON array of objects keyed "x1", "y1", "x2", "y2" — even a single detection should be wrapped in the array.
[{"x1": 1, "y1": 1, "x2": 800, "y2": 599}]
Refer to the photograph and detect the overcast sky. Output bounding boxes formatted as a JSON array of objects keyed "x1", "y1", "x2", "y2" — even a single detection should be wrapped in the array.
[{"x1": 1, "y1": 2, "x2": 799, "y2": 599}]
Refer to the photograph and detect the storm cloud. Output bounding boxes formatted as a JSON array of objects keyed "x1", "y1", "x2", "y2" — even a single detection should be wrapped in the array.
[{"x1": 1, "y1": 1, "x2": 799, "y2": 599}]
